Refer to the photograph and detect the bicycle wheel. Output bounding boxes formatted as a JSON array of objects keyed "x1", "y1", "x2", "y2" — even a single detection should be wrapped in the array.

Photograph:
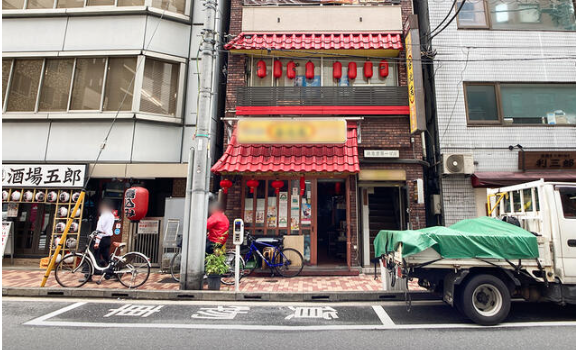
[
  {"x1": 274, "y1": 248, "x2": 304, "y2": 278},
  {"x1": 242, "y1": 253, "x2": 259, "y2": 277},
  {"x1": 116, "y1": 252, "x2": 151, "y2": 288},
  {"x1": 54, "y1": 253, "x2": 93, "y2": 288},
  {"x1": 221, "y1": 252, "x2": 245, "y2": 285},
  {"x1": 170, "y1": 252, "x2": 182, "y2": 282}
]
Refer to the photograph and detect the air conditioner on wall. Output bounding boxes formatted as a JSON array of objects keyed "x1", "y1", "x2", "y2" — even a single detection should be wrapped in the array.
[{"x1": 442, "y1": 154, "x2": 474, "y2": 175}]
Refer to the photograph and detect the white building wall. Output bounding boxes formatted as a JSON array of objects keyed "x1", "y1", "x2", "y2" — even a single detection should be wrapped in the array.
[{"x1": 428, "y1": 2, "x2": 576, "y2": 224}]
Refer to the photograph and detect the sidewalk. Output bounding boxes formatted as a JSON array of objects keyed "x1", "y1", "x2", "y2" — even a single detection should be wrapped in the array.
[{"x1": 2, "y1": 268, "x2": 421, "y2": 292}]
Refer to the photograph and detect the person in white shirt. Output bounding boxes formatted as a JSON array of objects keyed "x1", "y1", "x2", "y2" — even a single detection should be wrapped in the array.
[{"x1": 94, "y1": 198, "x2": 115, "y2": 267}]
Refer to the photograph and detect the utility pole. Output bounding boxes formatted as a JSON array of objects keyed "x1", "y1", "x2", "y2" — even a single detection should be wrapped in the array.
[{"x1": 180, "y1": 0, "x2": 218, "y2": 290}]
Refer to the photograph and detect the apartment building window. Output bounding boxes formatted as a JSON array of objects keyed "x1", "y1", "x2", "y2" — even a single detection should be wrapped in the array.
[
  {"x1": 3, "y1": 0, "x2": 186, "y2": 14},
  {"x1": 465, "y1": 83, "x2": 576, "y2": 126},
  {"x1": 140, "y1": 58, "x2": 179, "y2": 116},
  {"x1": 457, "y1": 0, "x2": 576, "y2": 31},
  {"x1": 3, "y1": 56, "x2": 180, "y2": 117},
  {"x1": 152, "y1": 0, "x2": 185, "y2": 14},
  {"x1": 249, "y1": 57, "x2": 398, "y2": 87},
  {"x1": 2, "y1": 0, "x2": 24, "y2": 9},
  {"x1": 56, "y1": 0, "x2": 85, "y2": 7}
]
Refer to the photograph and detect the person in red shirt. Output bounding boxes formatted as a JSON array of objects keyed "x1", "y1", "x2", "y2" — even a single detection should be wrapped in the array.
[{"x1": 206, "y1": 201, "x2": 229, "y2": 254}]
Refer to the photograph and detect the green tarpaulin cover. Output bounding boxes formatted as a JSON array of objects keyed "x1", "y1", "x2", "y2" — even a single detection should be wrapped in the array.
[{"x1": 374, "y1": 216, "x2": 539, "y2": 260}]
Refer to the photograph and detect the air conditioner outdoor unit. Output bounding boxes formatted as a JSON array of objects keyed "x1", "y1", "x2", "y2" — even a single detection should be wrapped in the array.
[{"x1": 442, "y1": 154, "x2": 474, "y2": 175}]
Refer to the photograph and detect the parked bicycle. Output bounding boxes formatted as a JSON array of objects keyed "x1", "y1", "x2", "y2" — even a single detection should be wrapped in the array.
[
  {"x1": 241, "y1": 233, "x2": 304, "y2": 278},
  {"x1": 170, "y1": 248, "x2": 244, "y2": 285},
  {"x1": 54, "y1": 231, "x2": 151, "y2": 288}
]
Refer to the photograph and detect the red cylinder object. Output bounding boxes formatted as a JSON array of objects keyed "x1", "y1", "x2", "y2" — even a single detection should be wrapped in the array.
[
  {"x1": 220, "y1": 179, "x2": 233, "y2": 194},
  {"x1": 287, "y1": 61, "x2": 296, "y2": 79},
  {"x1": 335, "y1": 182, "x2": 342, "y2": 195},
  {"x1": 257, "y1": 59, "x2": 267, "y2": 78},
  {"x1": 271, "y1": 180, "x2": 284, "y2": 194},
  {"x1": 300, "y1": 176, "x2": 306, "y2": 196},
  {"x1": 379, "y1": 60, "x2": 389, "y2": 78},
  {"x1": 247, "y1": 179, "x2": 259, "y2": 194},
  {"x1": 273, "y1": 59, "x2": 282, "y2": 79},
  {"x1": 305, "y1": 61, "x2": 315, "y2": 80},
  {"x1": 333, "y1": 61, "x2": 342, "y2": 80},
  {"x1": 364, "y1": 61, "x2": 373, "y2": 79},
  {"x1": 348, "y1": 62, "x2": 357, "y2": 80},
  {"x1": 124, "y1": 187, "x2": 149, "y2": 221}
]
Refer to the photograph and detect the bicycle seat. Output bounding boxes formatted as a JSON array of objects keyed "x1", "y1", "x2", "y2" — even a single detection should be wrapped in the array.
[
  {"x1": 254, "y1": 237, "x2": 283, "y2": 245},
  {"x1": 112, "y1": 242, "x2": 126, "y2": 249}
]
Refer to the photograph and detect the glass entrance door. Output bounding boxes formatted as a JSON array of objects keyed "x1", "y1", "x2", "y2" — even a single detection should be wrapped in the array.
[{"x1": 13, "y1": 203, "x2": 53, "y2": 256}]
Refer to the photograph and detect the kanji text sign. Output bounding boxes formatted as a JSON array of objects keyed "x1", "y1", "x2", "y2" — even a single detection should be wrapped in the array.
[
  {"x1": 2, "y1": 164, "x2": 86, "y2": 188},
  {"x1": 518, "y1": 151, "x2": 576, "y2": 170}
]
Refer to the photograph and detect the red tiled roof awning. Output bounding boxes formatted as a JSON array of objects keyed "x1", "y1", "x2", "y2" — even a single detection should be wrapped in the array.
[
  {"x1": 225, "y1": 32, "x2": 403, "y2": 54},
  {"x1": 211, "y1": 127, "x2": 360, "y2": 174}
]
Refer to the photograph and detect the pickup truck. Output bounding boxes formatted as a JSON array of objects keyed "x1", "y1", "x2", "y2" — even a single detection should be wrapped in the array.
[{"x1": 376, "y1": 180, "x2": 576, "y2": 325}]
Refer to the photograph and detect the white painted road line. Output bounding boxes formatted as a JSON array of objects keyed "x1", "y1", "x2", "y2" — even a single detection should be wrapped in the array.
[
  {"x1": 372, "y1": 305, "x2": 395, "y2": 326},
  {"x1": 24, "y1": 302, "x2": 86, "y2": 326}
]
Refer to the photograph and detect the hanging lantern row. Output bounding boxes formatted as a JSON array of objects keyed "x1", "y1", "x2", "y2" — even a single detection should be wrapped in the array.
[
  {"x1": 271, "y1": 180, "x2": 284, "y2": 194},
  {"x1": 258, "y1": 59, "x2": 389, "y2": 81},
  {"x1": 246, "y1": 179, "x2": 259, "y2": 193},
  {"x1": 220, "y1": 179, "x2": 233, "y2": 194}
]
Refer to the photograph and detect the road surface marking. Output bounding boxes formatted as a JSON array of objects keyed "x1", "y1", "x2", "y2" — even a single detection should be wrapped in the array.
[
  {"x1": 24, "y1": 302, "x2": 85, "y2": 326},
  {"x1": 372, "y1": 306, "x2": 395, "y2": 326}
]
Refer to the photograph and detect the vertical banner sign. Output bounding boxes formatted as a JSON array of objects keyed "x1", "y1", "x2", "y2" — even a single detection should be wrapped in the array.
[{"x1": 405, "y1": 15, "x2": 426, "y2": 134}]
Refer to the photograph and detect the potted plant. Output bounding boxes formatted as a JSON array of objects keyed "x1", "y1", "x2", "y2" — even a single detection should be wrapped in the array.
[{"x1": 205, "y1": 251, "x2": 229, "y2": 290}]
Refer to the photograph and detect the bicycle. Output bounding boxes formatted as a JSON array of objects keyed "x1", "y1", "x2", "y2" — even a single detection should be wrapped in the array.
[
  {"x1": 241, "y1": 233, "x2": 304, "y2": 278},
  {"x1": 170, "y1": 247, "x2": 245, "y2": 286},
  {"x1": 54, "y1": 231, "x2": 151, "y2": 288}
]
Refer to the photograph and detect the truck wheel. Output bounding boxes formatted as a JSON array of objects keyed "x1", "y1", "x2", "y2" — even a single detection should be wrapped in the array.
[{"x1": 460, "y1": 274, "x2": 511, "y2": 326}]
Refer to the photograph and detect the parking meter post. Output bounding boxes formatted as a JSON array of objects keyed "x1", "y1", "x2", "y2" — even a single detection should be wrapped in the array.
[{"x1": 232, "y1": 219, "x2": 244, "y2": 293}]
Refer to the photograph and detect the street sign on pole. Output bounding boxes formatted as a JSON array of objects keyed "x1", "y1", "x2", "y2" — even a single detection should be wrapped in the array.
[{"x1": 232, "y1": 219, "x2": 244, "y2": 292}]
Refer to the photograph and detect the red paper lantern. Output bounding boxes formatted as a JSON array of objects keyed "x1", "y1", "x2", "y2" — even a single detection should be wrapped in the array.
[
  {"x1": 287, "y1": 61, "x2": 296, "y2": 79},
  {"x1": 271, "y1": 180, "x2": 284, "y2": 194},
  {"x1": 305, "y1": 61, "x2": 315, "y2": 80},
  {"x1": 335, "y1": 182, "x2": 342, "y2": 195},
  {"x1": 348, "y1": 62, "x2": 357, "y2": 80},
  {"x1": 246, "y1": 179, "x2": 259, "y2": 193},
  {"x1": 300, "y1": 176, "x2": 306, "y2": 196},
  {"x1": 124, "y1": 187, "x2": 149, "y2": 221},
  {"x1": 333, "y1": 61, "x2": 342, "y2": 80},
  {"x1": 257, "y1": 59, "x2": 267, "y2": 78},
  {"x1": 364, "y1": 61, "x2": 373, "y2": 79},
  {"x1": 273, "y1": 59, "x2": 282, "y2": 79},
  {"x1": 379, "y1": 60, "x2": 389, "y2": 78},
  {"x1": 220, "y1": 179, "x2": 233, "y2": 194}
]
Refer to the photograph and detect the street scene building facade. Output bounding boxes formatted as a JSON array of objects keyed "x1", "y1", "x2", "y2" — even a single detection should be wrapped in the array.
[
  {"x1": 1, "y1": 0, "x2": 228, "y2": 265},
  {"x1": 415, "y1": 0, "x2": 576, "y2": 225},
  {"x1": 212, "y1": 0, "x2": 426, "y2": 270}
]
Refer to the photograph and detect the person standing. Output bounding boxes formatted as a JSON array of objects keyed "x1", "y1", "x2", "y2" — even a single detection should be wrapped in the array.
[
  {"x1": 206, "y1": 201, "x2": 229, "y2": 254},
  {"x1": 93, "y1": 198, "x2": 115, "y2": 267}
]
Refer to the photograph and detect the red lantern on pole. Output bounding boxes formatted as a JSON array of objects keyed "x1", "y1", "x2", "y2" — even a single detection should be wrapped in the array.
[
  {"x1": 379, "y1": 60, "x2": 389, "y2": 78},
  {"x1": 333, "y1": 61, "x2": 342, "y2": 80},
  {"x1": 364, "y1": 61, "x2": 373, "y2": 79},
  {"x1": 305, "y1": 61, "x2": 315, "y2": 80},
  {"x1": 287, "y1": 61, "x2": 296, "y2": 79},
  {"x1": 273, "y1": 59, "x2": 282, "y2": 79},
  {"x1": 300, "y1": 176, "x2": 306, "y2": 196},
  {"x1": 271, "y1": 180, "x2": 284, "y2": 194},
  {"x1": 257, "y1": 59, "x2": 267, "y2": 78},
  {"x1": 124, "y1": 187, "x2": 149, "y2": 221},
  {"x1": 348, "y1": 62, "x2": 357, "y2": 80},
  {"x1": 220, "y1": 179, "x2": 233, "y2": 194},
  {"x1": 246, "y1": 179, "x2": 259, "y2": 194}
]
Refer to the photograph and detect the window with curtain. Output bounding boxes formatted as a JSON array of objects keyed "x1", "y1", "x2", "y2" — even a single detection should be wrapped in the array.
[
  {"x1": 140, "y1": 58, "x2": 179, "y2": 116},
  {"x1": 38, "y1": 59, "x2": 74, "y2": 112},
  {"x1": 103, "y1": 57, "x2": 137, "y2": 111},
  {"x1": 70, "y1": 58, "x2": 106, "y2": 110},
  {"x1": 6, "y1": 59, "x2": 43, "y2": 112}
]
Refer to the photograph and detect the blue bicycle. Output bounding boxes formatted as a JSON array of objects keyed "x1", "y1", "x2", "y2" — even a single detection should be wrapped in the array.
[{"x1": 241, "y1": 233, "x2": 304, "y2": 278}]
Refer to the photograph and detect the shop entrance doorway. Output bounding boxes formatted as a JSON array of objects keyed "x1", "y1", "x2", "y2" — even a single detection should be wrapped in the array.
[
  {"x1": 316, "y1": 180, "x2": 347, "y2": 266},
  {"x1": 13, "y1": 203, "x2": 54, "y2": 257}
]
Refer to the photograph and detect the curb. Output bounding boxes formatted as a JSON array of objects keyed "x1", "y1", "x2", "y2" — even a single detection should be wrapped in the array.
[{"x1": 3, "y1": 287, "x2": 440, "y2": 302}]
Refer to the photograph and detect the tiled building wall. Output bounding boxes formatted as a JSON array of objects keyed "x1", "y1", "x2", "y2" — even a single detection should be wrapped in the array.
[{"x1": 427, "y1": 2, "x2": 576, "y2": 224}]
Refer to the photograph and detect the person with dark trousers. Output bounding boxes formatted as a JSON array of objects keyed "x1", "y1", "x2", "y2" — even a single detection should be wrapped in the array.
[{"x1": 93, "y1": 198, "x2": 115, "y2": 268}]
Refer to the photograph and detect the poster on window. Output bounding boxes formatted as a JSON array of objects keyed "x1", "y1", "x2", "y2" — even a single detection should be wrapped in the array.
[
  {"x1": 267, "y1": 196, "x2": 277, "y2": 227},
  {"x1": 291, "y1": 194, "x2": 300, "y2": 230},
  {"x1": 303, "y1": 234, "x2": 311, "y2": 262},
  {"x1": 244, "y1": 198, "x2": 253, "y2": 224},
  {"x1": 278, "y1": 192, "x2": 288, "y2": 227},
  {"x1": 301, "y1": 198, "x2": 312, "y2": 226},
  {"x1": 6, "y1": 203, "x2": 18, "y2": 218},
  {"x1": 256, "y1": 199, "x2": 265, "y2": 224}
]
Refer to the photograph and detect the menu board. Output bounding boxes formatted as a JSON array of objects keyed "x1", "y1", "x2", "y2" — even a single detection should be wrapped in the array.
[
  {"x1": 291, "y1": 192, "x2": 300, "y2": 231},
  {"x1": 244, "y1": 198, "x2": 253, "y2": 224},
  {"x1": 278, "y1": 192, "x2": 288, "y2": 228},
  {"x1": 256, "y1": 199, "x2": 265, "y2": 224},
  {"x1": 301, "y1": 198, "x2": 312, "y2": 226},
  {"x1": 267, "y1": 197, "x2": 277, "y2": 227}
]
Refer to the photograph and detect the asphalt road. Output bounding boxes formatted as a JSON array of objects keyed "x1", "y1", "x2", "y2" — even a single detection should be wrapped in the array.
[{"x1": 3, "y1": 297, "x2": 576, "y2": 350}]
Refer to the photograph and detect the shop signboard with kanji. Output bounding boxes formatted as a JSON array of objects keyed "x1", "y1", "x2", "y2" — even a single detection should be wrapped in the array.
[
  {"x1": 2, "y1": 164, "x2": 86, "y2": 188},
  {"x1": 518, "y1": 151, "x2": 576, "y2": 170}
]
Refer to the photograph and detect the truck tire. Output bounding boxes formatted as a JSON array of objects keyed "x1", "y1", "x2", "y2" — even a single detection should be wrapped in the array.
[{"x1": 458, "y1": 274, "x2": 511, "y2": 326}]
